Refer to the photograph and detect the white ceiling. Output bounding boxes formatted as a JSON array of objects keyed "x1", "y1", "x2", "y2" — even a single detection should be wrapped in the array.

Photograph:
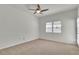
[{"x1": 9, "y1": 4, "x2": 78, "y2": 17}]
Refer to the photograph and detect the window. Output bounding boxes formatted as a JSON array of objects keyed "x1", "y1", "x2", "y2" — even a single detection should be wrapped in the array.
[
  {"x1": 77, "y1": 18, "x2": 79, "y2": 40},
  {"x1": 46, "y1": 22, "x2": 52, "y2": 32},
  {"x1": 46, "y1": 21, "x2": 62, "y2": 33},
  {"x1": 53, "y1": 21, "x2": 61, "y2": 33}
]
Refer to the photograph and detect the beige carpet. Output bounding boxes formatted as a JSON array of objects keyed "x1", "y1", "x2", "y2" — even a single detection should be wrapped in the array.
[{"x1": 0, "y1": 39, "x2": 79, "y2": 55}]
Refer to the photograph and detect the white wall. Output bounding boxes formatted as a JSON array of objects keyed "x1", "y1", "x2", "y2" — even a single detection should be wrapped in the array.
[
  {"x1": 38, "y1": 9, "x2": 77, "y2": 44},
  {"x1": 0, "y1": 5, "x2": 39, "y2": 49}
]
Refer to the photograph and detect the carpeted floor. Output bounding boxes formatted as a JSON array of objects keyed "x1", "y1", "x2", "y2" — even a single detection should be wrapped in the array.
[{"x1": 0, "y1": 39, "x2": 79, "y2": 55}]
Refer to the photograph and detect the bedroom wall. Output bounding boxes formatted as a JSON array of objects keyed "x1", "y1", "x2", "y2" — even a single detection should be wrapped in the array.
[
  {"x1": 0, "y1": 5, "x2": 39, "y2": 49},
  {"x1": 38, "y1": 9, "x2": 77, "y2": 44}
]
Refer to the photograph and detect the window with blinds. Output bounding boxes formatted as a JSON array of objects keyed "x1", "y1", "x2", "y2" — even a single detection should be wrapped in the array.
[
  {"x1": 53, "y1": 21, "x2": 61, "y2": 33},
  {"x1": 46, "y1": 22, "x2": 52, "y2": 32}
]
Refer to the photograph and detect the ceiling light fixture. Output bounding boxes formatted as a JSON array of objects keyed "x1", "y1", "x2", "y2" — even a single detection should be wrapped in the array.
[{"x1": 28, "y1": 4, "x2": 49, "y2": 14}]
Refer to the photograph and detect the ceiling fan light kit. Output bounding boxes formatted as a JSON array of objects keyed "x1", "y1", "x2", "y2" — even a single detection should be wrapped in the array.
[{"x1": 36, "y1": 10, "x2": 41, "y2": 13}]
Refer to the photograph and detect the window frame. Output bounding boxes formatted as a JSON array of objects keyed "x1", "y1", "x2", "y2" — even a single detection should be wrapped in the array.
[
  {"x1": 46, "y1": 22, "x2": 53, "y2": 33},
  {"x1": 45, "y1": 21, "x2": 62, "y2": 33},
  {"x1": 53, "y1": 21, "x2": 62, "y2": 33}
]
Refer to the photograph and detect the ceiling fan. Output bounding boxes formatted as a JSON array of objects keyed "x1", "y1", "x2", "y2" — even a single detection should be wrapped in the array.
[{"x1": 28, "y1": 4, "x2": 49, "y2": 14}]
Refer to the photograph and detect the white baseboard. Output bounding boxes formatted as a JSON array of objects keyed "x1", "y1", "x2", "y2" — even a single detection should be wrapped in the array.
[
  {"x1": 39, "y1": 38, "x2": 77, "y2": 46},
  {"x1": 0, "y1": 37, "x2": 38, "y2": 50}
]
